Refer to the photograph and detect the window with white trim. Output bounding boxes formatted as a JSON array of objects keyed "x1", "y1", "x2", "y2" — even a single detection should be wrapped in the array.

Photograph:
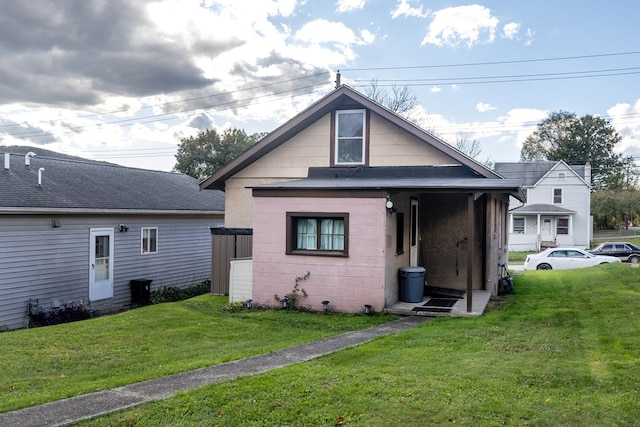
[
  {"x1": 553, "y1": 188, "x2": 562, "y2": 204},
  {"x1": 286, "y1": 213, "x2": 348, "y2": 256},
  {"x1": 557, "y1": 218, "x2": 569, "y2": 235},
  {"x1": 513, "y1": 217, "x2": 525, "y2": 234},
  {"x1": 335, "y1": 110, "x2": 365, "y2": 165},
  {"x1": 141, "y1": 227, "x2": 158, "y2": 254}
]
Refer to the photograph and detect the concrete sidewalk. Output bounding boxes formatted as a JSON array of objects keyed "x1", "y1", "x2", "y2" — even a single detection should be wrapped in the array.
[{"x1": 0, "y1": 316, "x2": 431, "y2": 427}]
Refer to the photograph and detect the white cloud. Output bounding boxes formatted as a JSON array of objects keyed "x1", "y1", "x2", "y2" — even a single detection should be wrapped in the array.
[
  {"x1": 430, "y1": 86, "x2": 442, "y2": 93},
  {"x1": 608, "y1": 100, "x2": 640, "y2": 154},
  {"x1": 294, "y1": 19, "x2": 372, "y2": 46},
  {"x1": 525, "y1": 28, "x2": 535, "y2": 46},
  {"x1": 502, "y1": 22, "x2": 520, "y2": 39},
  {"x1": 421, "y1": 5, "x2": 499, "y2": 48},
  {"x1": 476, "y1": 102, "x2": 496, "y2": 112},
  {"x1": 391, "y1": 0, "x2": 430, "y2": 19},
  {"x1": 336, "y1": 0, "x2": 366, "y2": 13}
]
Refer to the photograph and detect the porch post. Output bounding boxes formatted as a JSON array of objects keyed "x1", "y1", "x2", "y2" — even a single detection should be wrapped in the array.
[{"x1": 467, "y1": 193, "x2": 474, "y2": 313}]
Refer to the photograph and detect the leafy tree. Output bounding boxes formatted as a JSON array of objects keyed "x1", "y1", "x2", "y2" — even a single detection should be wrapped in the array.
[
  {"x1": 592, "y1": 189, "x2": 640, "y2": 229},
  {"x1": 173, "y1": 128, "x2": 265, "y2": 179},
  {"x1": 520, "y1": 111, "x2": 633, "y2": 189}
]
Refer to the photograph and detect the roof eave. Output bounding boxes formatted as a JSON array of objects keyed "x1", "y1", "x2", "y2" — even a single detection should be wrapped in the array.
[{"x1": 0, "y1": 207, "x2": 224, "y2": 215}]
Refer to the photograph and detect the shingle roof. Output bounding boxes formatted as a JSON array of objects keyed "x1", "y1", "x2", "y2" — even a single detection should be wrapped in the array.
[
  {"x1": 0, "y1": 153, "x2": 224, "y2": 213},
  {"x1": 494, "y1": 161, "x2": 587, "y2": 186},
  {"x1": 252, "y1": 166, "x2": 523, "y2": 194},
  {"x1": 510, "y1": 203, "x2": 576, "y2": 214}
]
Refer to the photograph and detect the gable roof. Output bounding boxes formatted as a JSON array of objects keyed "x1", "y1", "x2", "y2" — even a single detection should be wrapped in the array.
[
  {"x1": 494, "y1": 160, "x2": 590, "y2": 187},
  {"x1": 0, "y1": 153, "x2": 224, "y2": 214},
  {"x1": 200, "y1": 85, "x2": 501, "y2": 191}
]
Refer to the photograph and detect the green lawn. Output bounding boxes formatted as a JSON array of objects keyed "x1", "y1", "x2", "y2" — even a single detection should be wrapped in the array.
[
  {"x1": 74, "y1": 263, "x2": 640, "y2": 426},
  {"x1": 0, "y1": 297, "x2": 394, "y2": 413}
]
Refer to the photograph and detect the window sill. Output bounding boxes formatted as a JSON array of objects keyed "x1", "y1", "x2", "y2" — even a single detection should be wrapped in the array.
[{"x1": 286, "y1": 250, "x2": 348, "y2": 257}]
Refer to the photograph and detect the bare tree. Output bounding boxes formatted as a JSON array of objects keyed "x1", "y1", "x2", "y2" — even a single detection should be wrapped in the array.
[{"x1": 364, "y1": 79, "x2": 417, "y2": 114}]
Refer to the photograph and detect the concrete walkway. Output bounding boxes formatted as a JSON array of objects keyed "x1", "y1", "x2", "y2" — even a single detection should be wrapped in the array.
[{"x1": 0, "y1": 316, "x2": 431, "y2": 427}]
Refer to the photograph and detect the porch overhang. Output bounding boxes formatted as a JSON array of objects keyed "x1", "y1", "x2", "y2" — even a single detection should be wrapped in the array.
[
  {"x1": 509, "y1": 203, "x2": 576, "y2": 215},
  {"x1": 251, "y1": 176, "x2": 524, "y2": 199}
]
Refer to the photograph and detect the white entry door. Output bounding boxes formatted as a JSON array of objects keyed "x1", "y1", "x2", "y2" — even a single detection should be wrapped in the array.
[
  {"x1": 410, "y1": 198, "x2": 419, "y2": 266},
  {"x1": 541, "y1": 217, "x2": 553, "y2": 241},
  {"x1": 89, "y1": 228, "x2": 114, "y2": 301}
]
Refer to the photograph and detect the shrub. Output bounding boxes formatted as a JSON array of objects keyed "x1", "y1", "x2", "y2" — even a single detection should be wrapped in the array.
[
  {"x1": 150, "y1": 280, "x2": 210, "y2": 304},
  {"x1": 27, "y1": 301, "x2": 91, "y2": 328}
]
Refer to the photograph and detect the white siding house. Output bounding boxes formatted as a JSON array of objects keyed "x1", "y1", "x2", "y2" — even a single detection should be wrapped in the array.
[
  {"x1": 0, "y1": 152, "x2": 224, "y2": 330},
  {"x1": 494, "y1": 161, "x2": 591, "y2": 251}
]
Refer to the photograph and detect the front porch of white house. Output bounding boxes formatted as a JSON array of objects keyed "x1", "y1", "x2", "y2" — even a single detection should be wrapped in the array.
[{"x1": 508, "y1": 204, "x2": 577, "y2": 252}]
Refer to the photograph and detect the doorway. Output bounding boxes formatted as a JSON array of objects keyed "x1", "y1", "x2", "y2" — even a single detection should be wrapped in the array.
[{"x1": 89, "y1": 228, "x2": 114, "y2": 301}]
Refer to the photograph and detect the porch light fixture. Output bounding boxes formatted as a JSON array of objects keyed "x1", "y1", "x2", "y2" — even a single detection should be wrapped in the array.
[
  {"x1": 386, "y1": 196, "x2": 396, "y2": 214},
  {"x1": 364, "y1": 304, "x2": 373, "y2": 315},
  {"x1": 321, "y1": 300, "x2": 330, "y2": 312},
  {"x1": 245, "y1": 299, "x2": 253, "y2": 309},
  {"x1": 118, "y1": 224, "x2": 129, "y2": 232}
]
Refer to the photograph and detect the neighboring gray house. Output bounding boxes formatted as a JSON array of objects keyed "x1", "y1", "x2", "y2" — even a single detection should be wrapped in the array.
[
  {"x1": 0, "y1": 152, "x2": 224, "y2": 330},
  {"x1": 494, "y1": 161, "x2": 591, "y2": 251}
]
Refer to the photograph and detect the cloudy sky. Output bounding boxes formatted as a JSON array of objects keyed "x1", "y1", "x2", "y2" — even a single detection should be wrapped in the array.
[{"x1": 1, "y1": 0, "x2": 639, "y2": 171}]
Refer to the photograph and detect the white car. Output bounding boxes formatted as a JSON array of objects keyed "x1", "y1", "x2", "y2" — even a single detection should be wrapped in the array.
[{"x1": 524, "y1": 247, "x2": 622, "y2": 270}]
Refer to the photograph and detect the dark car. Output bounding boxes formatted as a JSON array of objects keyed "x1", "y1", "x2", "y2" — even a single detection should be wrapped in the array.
[{"x1": 589, "y1": 242, "x2": 640, "y2": 264}]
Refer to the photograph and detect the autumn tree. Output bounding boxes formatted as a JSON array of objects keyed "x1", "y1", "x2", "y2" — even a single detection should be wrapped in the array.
[
  {"x1": 520, "y1": 111, "x2": 633, "y2": 189},
  {"x1": 173, "y1": 128, "x2": 265, "y2": 179}
]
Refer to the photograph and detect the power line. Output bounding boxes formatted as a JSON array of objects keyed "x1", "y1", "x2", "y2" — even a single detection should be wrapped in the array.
[
  {"x1": 0, "y1": 72, "x2": 331, "y2": 131},
  {"x1": 343, "y1": 50, "x2": 640, "y2": 72}
]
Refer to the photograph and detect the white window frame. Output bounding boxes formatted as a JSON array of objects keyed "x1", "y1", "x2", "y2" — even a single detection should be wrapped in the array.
[
  {"x1": 335, "y1": 109, "x2": 366, "y2": 165},
  {"x1": 513, "y1": 216, "x2": 525, "y2": 234},
  {"x1": 141, "y1": 227, "x2": 158, "y2": 254},
  {"x1": 553, "y1": 188, "x2": 563, "y2": 204},
  {"x1": 556, "y1": 217, "x2": 569, "y2": 235}
]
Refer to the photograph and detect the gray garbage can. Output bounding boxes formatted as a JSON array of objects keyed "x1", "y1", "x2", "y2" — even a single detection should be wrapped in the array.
[{"x1": 399, "y1": 266, "x2": 426, "y2": 303}]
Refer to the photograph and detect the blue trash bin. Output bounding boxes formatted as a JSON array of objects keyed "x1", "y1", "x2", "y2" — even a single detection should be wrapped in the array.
[{"x1": 399, "y1": 266, "x2": 426, "y2": 303}]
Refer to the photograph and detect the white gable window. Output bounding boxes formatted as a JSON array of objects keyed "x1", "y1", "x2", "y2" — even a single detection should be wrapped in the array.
[
  {"x1": 141, "y1": 227, "x2": 158, "y2": 254},
  {"x1": 557, "y1": 172, "x2": 566, "y2": 180},
  {"x1": 553, "y1": 188, "x2": 562, "y2": 204},
  {"x1": 335, "y1": 110, "x2": 366, "y2": 165}
]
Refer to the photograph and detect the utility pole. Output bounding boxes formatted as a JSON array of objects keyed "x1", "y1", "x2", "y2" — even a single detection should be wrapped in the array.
[{"x1": 335, "y1": 71, "x2": 341, "y2": 88}]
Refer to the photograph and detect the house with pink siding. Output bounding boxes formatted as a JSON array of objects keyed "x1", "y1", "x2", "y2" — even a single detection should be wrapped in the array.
[{"x1": 201, "y1": 85, "x2": 523, "y2": 315}]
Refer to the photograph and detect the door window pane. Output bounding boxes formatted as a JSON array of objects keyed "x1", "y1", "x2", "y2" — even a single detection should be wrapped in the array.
[{"x1": 94, "y1": 236, "x2": 110, "y2": 281}]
